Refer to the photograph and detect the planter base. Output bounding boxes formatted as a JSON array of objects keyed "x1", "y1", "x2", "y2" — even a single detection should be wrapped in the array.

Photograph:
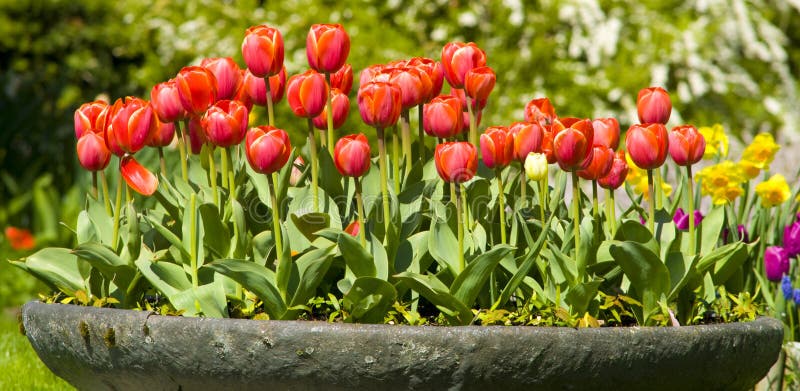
[{"x1": 22, "y1": 302, "x2": 782, "y2": 391}]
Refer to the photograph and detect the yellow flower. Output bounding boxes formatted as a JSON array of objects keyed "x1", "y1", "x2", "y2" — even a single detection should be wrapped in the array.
[
  {"x1": 699, "y1": 124, "x2": 728, "y2": 160},
  {"x1": 755, "y1": 173, "x2": 790, "y2": 207},
  {"x1": 625, "y1": 153, "x2": 671, "y2": 199},
  {"x1": 695, "y1": 161, "x2": 745, "y2": 205},
  {"x1": 739, "y1": 133, "x2": 780, "y2": 180}
]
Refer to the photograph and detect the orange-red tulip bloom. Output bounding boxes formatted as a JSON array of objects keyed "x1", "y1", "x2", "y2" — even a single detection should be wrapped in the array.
[
  {"x1": 203, "y1": 100, "x2": 249, "y2": 148},
  {"x1": 187, "y1": 116, "x2": 206, "y2": 155},
  {"x1": 358, "y1": 81, "x2": 402, "y2": 129},
  {"x1": 592, "y1": 117, "x2": 620, "y2": 150},
  {"x1": 480, "y1": 126, "x2": 513, "y2": 169},
  {"x1": 176, "y1": 66, "x2": 218, "y2": 117},
  {"x1": 146, "y1": 117, "x2": 176, "y2": 148},
  {"x1": 552, "y1": 118, "x2": 594, "y2": 171},
  {"x1": 201, "y1": 57, "x2": 242, "y2": 101},
  {"x1": 74, "y1": 100, "x2": 108, "y2": 138},
  {"x1": 541, "y1": 127, "x2": 556, "y2": 164},
  {"x1": 423, "y1": 95, "x2": 463, "y2": 139},
  {"x1": 509, "y1": 121, "x2": 544, "y2": 162},
  {"x1": 464, "y1": 66, "x2": 496, "y2": 102},
  {"x1": 243, "y1": 67, "x2": 286, "y2": 107},
  {"x1": 330, "y1": 63, "x2": 353, "y2": 95},
  {"x1": 241, "y1": 24, "x2": 284, "y2": 78},
  {"x1": 77, "y1": 132, "x2": 112, "y2": 171},
  {"x1": 599, "y1": 150, "x2": 629, "y2": 190},
  {"x1": 668, "y1": 125, "x2": 706, "y2": 166},
  {"x1": 313, "y1": 88, "x2": 350, "y2": 130},
  {"x1": 388, "y1": 66, "x2": 427, "y2": 110},
  {"x1": 5, "y1": 227, "x2": 35, "y2": 251},
  {"x1": 408, "y1": 57, "x2": 444, "y2": 102},
  {"x1": 578, "y1": 146, "x2": 615, "y2": 180},
  {"x1": 287, "y1": 70, "x2": 329, "y2": 118},
  {"x1": 637, "y1": 86, "x2": 672, "y2": 124},
  {"x1": 334, "y1": 133, "x2": 371, "y2": 177},
  {"x1": 245, "y1": 125, "x2": 292, "y2": 175},
  {"x1": 120, "y1": 156, "x2": 158, "y2": 196},
  {"x1": 626, "y1": 123, "x2": 669, "y2": 170},
  {"x1": 104, "y1": 97, "x2": 156, "y2": 156},
  {"x1": 150, "y1": 80, "x2": 186, "y2": 123},
  {"x1": 306, "y1": 24, "x2": 350, "y2": 74},
  {"x1": 524, "y1": 97, "x2": 557, "y2": 126},
  {"x1": 441, "y1": 42, "x2": 486, "y2": 89},
  {"x1": 434, "y1": 141, "x2": 478, "y2": 183}
]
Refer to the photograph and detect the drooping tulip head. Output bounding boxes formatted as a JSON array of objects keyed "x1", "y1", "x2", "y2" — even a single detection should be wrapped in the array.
[
  {"x1": 203, "y1": 100, "x2": 249, "y2": 148},
  {"x1": 313, "y1": 88, "x2": 350, "y2": 130},
  {"x1": 74, "y1": 100, "x2": 108, "y2": 138},
  {"x1": 241, "y1": 24, "x2": 284, "y2": 78},
  {"x1": 668, "y1": 125, "x2": 706, "y2": 166},
  {"x1": 578, "y1": 146, "x2": 615, "y2": 180},
  {"x1": 120, "y1": 155, "x2": 159, "y2": 196},
  {"x1": 330, "y1": 63, "x2": 353, "y2": 95},
  {"x1": 480, "y1": 126, "x2": 513, "y2": 169},
  {"x1": 423, "y1": 95, "x2": 463, "y2": 139},
  {"x1": 552, "y1": 117, "x2": 594, "y2": 172},
  {"x1": 175, "y1": 66, "x2": 218, "y2": 117},
  {"x1": 104, "y1": 97, "x2": 156, "y2": 156},
  {"x1": 441, "y1": 42, "x2": 487, "y2": 89},
  {"x1": 434, "y1": 141, "x2": 478, "y2": 183},
  {"x1": 592, "y1": 117, "x2": 620, "y2": 150},
  {"x1": 625, "y1": 123, "x2": 669, "y2": 170},
  {"x1": 524, "y1": 97, "x2": 556, "y2": 126},
  {"x1": 464, "y1": 66, "x2": 495, "y2": 102},
  {"x1": 509, "y1": 121, "x2": 544, "y2": 162},
  {"x1": 201, "y1": 57, "x2": 242, "y2": 101},
  {"x1": 598, "y1": 150, "x2": 629, "y2": 190},
  {"x1": 306, "y1": 23, "x2": 350, "y2": 74},
  {"x1": 287, "y1": 69, "x2": 329, "y2": 118},
  {"x1": 150, "y1": 80, "x2": 186, "y2": 123},
  {"x1": 637, "y1": 86, "x2": 672, "y2": 124},
  {"x1": 358, "y1": 81, "x2": 402, "y2": 129},
  {"x1": 245, "y1": 125, "x2": 292, "y2": 175},
  {"x1": 77, "y1": 132, "x2": 112, "y2": 171},
  {"x1": 334, "y1": 133, "x2": 371, "y2": 177}
]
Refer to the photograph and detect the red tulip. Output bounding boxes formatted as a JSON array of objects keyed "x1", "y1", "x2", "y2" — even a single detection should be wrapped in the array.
[
  {"x1": 201, "y1": 57, "x2": 242, "y2": 101},
  {"x1": 668, "y1": 125, "x2": 705, "y2": 166},
  {"x1": 434, "y1": 141, "x2": 478, "y2": 183},
  {"x1": 552, "y1": 118, "x2": 594, "y2": 171},
  {"x1": 203, "y1": 100, "x2": 249, "y2": 148},
  {"x1": 441, "y1": 42, "x2": 486, "y2": 89},
  {"x1": 592, "y1": 117, "x2": 620, "y2": 150},
  {"x1": 423, "y1": 95, "x2": 463, "y2": 138},
  {"x1": 509, "y1": 121, "x2": 544, "y2": 162},
  {"x1": 175, "y1": 66, "x2": 218, "y2": 117},
  {"x1": 233, "y1": 70, "x2": 254, "y2": 112},
  {"x1": 147, "y1": 117, "x2": 176, "y2": 148},
  {"x1": 104, "y1": 97, "x2": 156, "y2": 156},
  {"x1": 344, "y1": 220, "x2": 360, "y2": 237},
  {"x1": 187, "y1": 116, "x2": 206, "y2": 155},
  {"x1": 578, "y1": 146, "x2": 615, "y2": 180},
  {"x1": 358, "y1": 81, "x2": 402, "y2": 129},
  {"x1": 480, "y1": 126, "x2": 513, "y2": 169},
  {"x1": 330, "y1": 63, "x2": 353, "y2": 95},
  {"x1": 245, "y1": 125, "x2": 292, "y2": 174},
  {"x1": 287, "y1": 70, "x2": 329, "y2": 118},
  {"x1": 150, "y1": 80, "x2": 186, "y2": 123},
  {"x1": 5, "y1": 227, "x2": 35, "y2": 251},
  {"x1": 243, "y1": 67, "x2": 286, "y2": 107},
  {"x1": 77, "y1": 132, "x2": 111, "y2": 171},
  {"x1": 598, "y1": 150, "x2": 629, "y2": 190},
  {"x1": 241, "y1": 24, "x2": 284, "y2": 78},
  {"x1": 524, "y1": 98, "x2": 556, "y2": 126},
  {"x1": 74, "y1": 100, "x2": 108, "y2": 138},
  {"x1": 120, "y1": 156, "x2": 158, "y2": 196},
  {"x1": 359, "y1": 64, "x2": 385, "y2": 87},
  {"x1": 464, "y1": 66, "x2": 495, "y2": 102},
  {"x1": 408, "y1": 57, "x2": 444, "y2": 101},
  {"x1": 541, "y1": 127, "x2": 556, "y2": 164},
  {"x1": 334, "y1": 133, "x2": 371, "y2": 177},
  {"x1": 387, "y1": 66, "x2": 427, "y2": 110},
  {"x1": 637, "y1": 87, "x2": 671, "y2": 124},
  {"x1": 625, "y1": 123, "x2": 669, "y2": 170},
  {"x1": 313, "y1": 88, "x2": 350, "y2": 130},
  {"x1": 306, "y1": 24, "x2": 350, "y2": 73},
  {"x1": 452, "y1": 88, "x2": 487, "y2": 112}
]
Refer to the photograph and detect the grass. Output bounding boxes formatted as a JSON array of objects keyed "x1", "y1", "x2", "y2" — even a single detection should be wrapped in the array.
[{"x1": 0, "y1": 309, "x2": 74, "y2": 391}]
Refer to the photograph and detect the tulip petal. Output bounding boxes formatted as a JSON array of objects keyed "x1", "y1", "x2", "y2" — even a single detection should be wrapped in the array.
[{"x1": 121, "y1": 156, "x2": 159, "y2": 196}]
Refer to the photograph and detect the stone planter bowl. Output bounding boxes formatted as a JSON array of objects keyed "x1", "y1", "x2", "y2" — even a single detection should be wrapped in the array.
[{"x1": 22, "y1": 301, "x2": 782, "y2": 391}]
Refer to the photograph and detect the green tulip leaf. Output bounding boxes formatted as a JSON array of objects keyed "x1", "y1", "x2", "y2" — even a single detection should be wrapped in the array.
[
  {"x1": 701, "y1": 206, "x2": 726, "y2": 256},
  {"x1": 204, "y1": 259, "x2": 287, "y2": 319},
  {"x1": 337, "y1": 229, "x2": 377, "y2": 278},
  {"x1": 565, "y1": 277, "x2": 603, "y2": 315},
  {"x1": 608, "y1": 240, "x2": 670, "y2": 324},
  {"x1": 170, "y1": 280, "x2": 228, "y2": 318},
  {"x1": 450, "y1": 245, "x2": 514, "y2": 307},
  {"x1": 343, "y1": 277, "x2": 397, "y2": 324},
  {"x1": 199, "y1": 203, "x2": 230, "y2": 258},
  {"x1": 394, "y1": 271, "x2": 473, "y2": 325},
  {"x1": 289, "y1": 245, "x2": 337, "y2": 308},
  {"x1": 135, "y1": 258, "x2": 192, "y2": 299},
  {"x1": 290, "y1": 212, "x2": 331, "y2": 243},
  {"x1": 11, "y1": 247, "x2": 85, "y2": 296},
  {"x1": 494, "y1": 213, "x2": 553, "y2": 309},
  {"x1": 428, "y1": 219, "x2": 459, "y2": 277}
]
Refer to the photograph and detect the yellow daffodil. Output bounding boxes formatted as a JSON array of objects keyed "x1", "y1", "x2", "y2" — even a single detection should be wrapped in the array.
[
  {"x1": 695, "y1": 161, "x2": 745, "y2": 205},
  {"x1": 625, "y1": 153, "x2": 671, "y2": 199},
  {"x1": 739, "y1": 133, "x2": 780, "y2": 180},
  {"x1": 698, "y1": 124, "x2": 728, "y2": 160},
  {"x1": 755, "y1": 173, "x2": 790, "y2": 207}
]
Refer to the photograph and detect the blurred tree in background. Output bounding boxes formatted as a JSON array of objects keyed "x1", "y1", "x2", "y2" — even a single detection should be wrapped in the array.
[{"x1": 0, "y1": 0, "x2": 798, "y2": 304}]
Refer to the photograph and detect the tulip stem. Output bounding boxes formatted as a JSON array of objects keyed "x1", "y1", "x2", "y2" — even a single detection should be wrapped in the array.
[
  {"x1": 227, "y1": 148, "x2": 237, "y2": 204},
  {"x1": 208, "y1": 147, "x2": 219, "y2": 207},
  {"x1": 220, "y1": 147, "x2": 229, "y2": 195},
  {"x1": 158, "y1": 147, "x2": 167, "y2": 176},
  {"x1": 320, "y1": 130, "x2": 327, "y2": 149},
  {"x1": 392, "y1": 125, "x2": 401, "y2": 193},
  {"x1": 466, "y1": 94, "x2": 477, "y2": 150},
  {"x1": 572, "y1": 171, "x2": 582, "y2": 273},
  {"x1": 455, "y1": 181, "x2": 465, "y2": 273},
  {"x1": 592, "y1": 180, "x2": 600, "y2": 244},
  {"x1": 355, "y1": 177, "x2": 367, "y2": 248},
  {"x1": 265, "y1": 78, "x2": 275, "y2": 127},
  {"x1": 268, "y1": 173, "x2": 288, "y2": 298},
  {"x1": 647, "y1": 169, "x2": 655, "y2": 233},
  {"x1": 91, "y1": 171, "x2": 98, "y2": 200},
  {"x1": 687, "y1": 165, "x2": 696, "y2": 255},
  {"x1": 100, "y1": 170, "x2": 112, "y2": 218},
  {"x1": 496, "y1": 168, "x2": 507, "y2": 245},
  {"x1": 538, "y1": 180, "x2": 546, "y2": 227},
  {"x1": 606, "y1": 189, "x2": 617, "y2": 234},
  {"x1": 417, "y1": 104, "x2": 425, "y2": 160},
  {"x1": 308, "y1": 118, "x2": 320, "y2": 213},
  {"x1": 325, "y1": 73, "x2": 335, "y2": 156},
  {"x1": 520, "y1": 170, "x2": 527, "y2": 209},
  {"x1": 189, "y1": 193, "x2": 199, "y2": 288},
  {"x1": 376, "y1": 127, "x2": 392, "y2": 238},
  {"x1": 401, "y1": 110, "x2": 413, "y2": 177},
  {"x1": 655, "y1": 169, "x2": 663, "y2": 210},
  {"x1": 179, "y1": 120, "x2": 189, "y2": 182},
  {"x1": 111, "y1": 168, "x2": 123, "y2": 250}
]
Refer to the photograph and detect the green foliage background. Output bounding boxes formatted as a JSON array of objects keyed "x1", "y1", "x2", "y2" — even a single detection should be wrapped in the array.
[{"x1": 1, "y1": 0, "x2": 798, "y2": 304}]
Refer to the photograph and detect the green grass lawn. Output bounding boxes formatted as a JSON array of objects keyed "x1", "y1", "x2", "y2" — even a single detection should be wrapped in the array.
[{"x1": 0, "y1": 309, "x2": 74, "y2": 390}]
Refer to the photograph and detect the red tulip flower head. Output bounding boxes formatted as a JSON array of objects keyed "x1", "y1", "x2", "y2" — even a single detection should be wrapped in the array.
[
  {"x1": 592, "y1": 117, "x2": 620, "y2": 150},
  {"x1": 74, "y1": 100, "x2": 108, "y2": 138},
  {"x1": 480, "y1": 126, "x2": 514, "y2": 169},
  {"x1": 408, "y1": 57, "x2": 444, "y2": 101},
  {"x1": 306, "y1": 24, "x2": 350, "y2": 74},
  {"x1": 175, "y1": 66, "x2": 218, "y2": 117},
  {"x1": 358, "y1": 81, "x2": 402, "y2": 129},
  {"x1": 245, "y1": 125, "x2": 292, "y2": 175},
  {"x1": 524, "y1": 97, "x2": 557, "y2": 126},
  {"x1": 441, "y1": 42, "x2": 486, "y2": 89},
  {"x1": 668, "y1": 125, "x2": 706, "y2": 166},
  {"x1": 77, "y1": 132, "x2": 112, "y2": 171},
  {"x1": 104, "y1": 97, "x2": 156, "y2": 156},
  {"x1": 150, "y1": 80, "x2": 186, "y2": 123},
  {"x1": 552, "y1": 118, "x2": 594, "y2": 171},
  {"x1": 187, "y1": 116, "x2": 206, "y2": 155},
  {"x1": 541, "y1": 127, "x2": 556, "y2": 164},
  {"x1": 334, "y1": 133, "x2": 371, "y2": 177},
  {"x1": 389, "y1": 67, "x2": 426, "y2": 110},
  {"x1": 241, "y1": 24, "x2": 284, "y2": 78},
  {"x1": 423, "y1": 95, "x2": 463, "y2": 139},
  {"x1": 203, "y1": 100, "x2": 249, "y2": 148},
  {"x1": 625, "y1": 123, "x2": 669, "y2": 170},
  {"x1": 435, "y1": 141, "x2": 478, "y2": 183},
  {"x1": 243, "y1": 67, "x2": 286, "y2": 107},
  {"x1": 330, "y1": 63, "x2": 353, "y2": 95},
  {"x1": 578, "y1": 146, "x2": 615, "y2": 180},
  {"x1": 637, "y1": 87, "x2": 672, "y2": 124},
  {"x1": 120, "y1": 156, "x2": 159, "y2": 196},
  {"x1": 313, "y1": 88, "x2": 350, "y2": 130},
  {"x1": 287, "y1": 69, "x2": 329, "y2": 118},
  {"x1": 509, "y1": 121, "x2": 543, "y2": 162},
  {"x1": 147, "y1": 117, "x2": 176, "y2": 148},
  {"x1": 464, "y1": 66, "x2": 495, "y2": 102},
  {"x1": 201, "y1": 57, "x2": 242, "y2": 101},
  {"x1": 598, "y1": 151, "x2": 629, "y2": 190},
  {"x1": 4, "y1": 227, "x2": 35, "y2": 251}
]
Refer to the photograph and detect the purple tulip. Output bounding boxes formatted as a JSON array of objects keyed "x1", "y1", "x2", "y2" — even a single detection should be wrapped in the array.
[
  {"x1": 723, "y1": 225, "x2": 749, "y2": 244},
  {"x1": 765, "y1": 246, "x2": 790, "y2": 282},
  {"x1": 673, "y1": 208, "x2": 703, "y2": 231},
  {"x1": 784, "y1": 221, "x2": 800, "y2": 258}
]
